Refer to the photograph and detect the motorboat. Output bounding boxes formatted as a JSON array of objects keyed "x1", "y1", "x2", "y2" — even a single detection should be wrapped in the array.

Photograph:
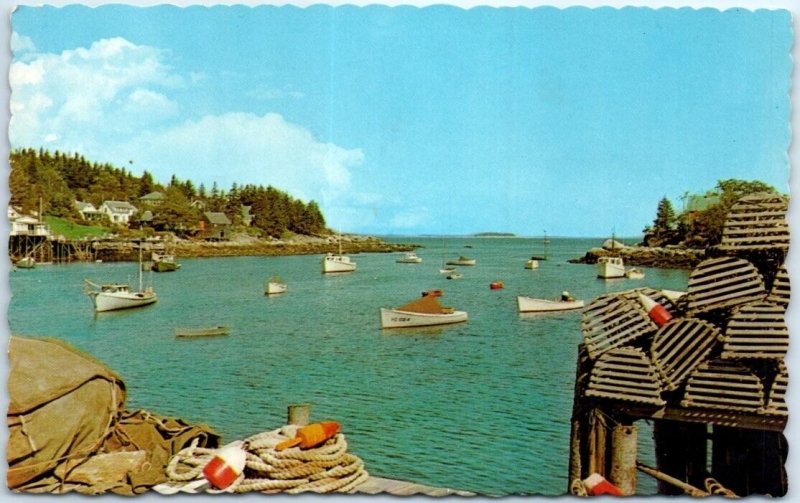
[
  {"x1": 524, "y1": 258, "x2": 539, "y2": 269},
  {"x1": 16, "y1": 257, "x2": 35, "y2": 269},
  {"x1": 84, "y1": 244, "x2": 157, "y2": 313},
  {"x1": 396, "y1": 252, "x2": 422, "y2": 264},
  {"x1": 265, "y1": 275, "x2": 288, "y2": 295},
  {"x1": 625, "y1": 268, "x2": 645, "y2": 279},
  {"x1": 596, "y1": 256, "x2": 625, "y2": 278},
  {"x1": 380, "y1": 294, "x2": 468, "y2": 329},
  {"x1": 517, "y1": 296, "x2": 585, "y2": 313},
  {"x1": 151, "y1": 252, "x2": 180, "y2": 272},
  {"x1": 322, "y1": 232, "x2": 356, "y2": 273},
  {"x1": 446, "y1": 256, "x2": 476, "y2": 266}
]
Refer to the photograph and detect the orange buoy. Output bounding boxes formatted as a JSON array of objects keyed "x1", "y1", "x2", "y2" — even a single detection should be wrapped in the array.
[
  {"x1": 637, "y1": 292, "x2": 672, "y2": 327},
  {"x1": 583, "y1": 473, "x2": 623, "y2": 496},
  {"x1": 274, "y1": 421, "x2": 341, "y2": 451},
  {"x1": 202, "y1": 441, "x2": 247, "y2": 490},
  {"x1": 490, "y1": 281, "x2": 504, "y2": 290}
]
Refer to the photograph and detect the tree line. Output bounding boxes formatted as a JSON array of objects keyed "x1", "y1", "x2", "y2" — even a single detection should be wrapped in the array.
[
  {"x1": 644, "y1": 179, "x2": 779, "y2": 248},
  {"x1": 9, "y1": 147, "x2": 327, "y2": 237}
]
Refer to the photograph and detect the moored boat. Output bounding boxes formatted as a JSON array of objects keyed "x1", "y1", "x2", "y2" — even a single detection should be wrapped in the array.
[
  {"x1": 322, "y1": 232, "x2": 356, "y2": 273},
  {"x1": 446, "y1": 272, "x2": 463, "y2": 280},
  {"x1": 84, "y1": 245, "x2": 157, "y2": 313},
  {"x1": 625, "y1": 268, "x2": 645, "y2": 279},
  {"x1": 151, "y1": 252, "x2": 180, "y2": 272},
  {"x1": 596, "y1": 256, "x2": 625, "y2": 278},
  {"x1": 381, "y1": 294, "x2": 468, "y2": 329},
  {"x1": 396, "y1": 252, "x2": 422, "y2": 264},
  {"x1": 524, "y1": 258, "x2": 539, "y2": 269},
  {"x1": 175, "y1": 326, "x2": 230, "y2": 338},
  {"x1": 15, "y1": 257, "x2": 36, "y2": 269},
  {"x1": 490, "y1": 281, "x2": 504, "y2": 290},
  {"x1": 422, "y1": 289, "x2": 444, "y2": 297},
  {"x1": 446, "y1": 255, "x2": 476, "y2": 266},
  {"x1": 517, "y1": 295, "x2": 585, "y2": 313},
  {"x1": 265, "y1": 275, "x2": 288, "y2": 295}
]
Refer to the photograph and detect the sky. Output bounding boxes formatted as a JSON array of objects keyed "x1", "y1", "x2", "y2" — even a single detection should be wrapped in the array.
[{"x1": 7, "y1": 2, "x2": 794, "y2": 237}]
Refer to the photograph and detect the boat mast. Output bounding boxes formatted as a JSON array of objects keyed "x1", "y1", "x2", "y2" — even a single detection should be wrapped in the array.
[
  {"x1": 543, "y1": 229, "x2": 548, "y2": 260},
  {"x1": 138, "y1": 243, "x2": 144, "y2": 292}
]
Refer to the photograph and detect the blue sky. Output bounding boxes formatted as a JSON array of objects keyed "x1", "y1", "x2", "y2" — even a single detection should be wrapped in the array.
[{"x1": 9, "y1": 4, "x2": 793, "y2": 237}]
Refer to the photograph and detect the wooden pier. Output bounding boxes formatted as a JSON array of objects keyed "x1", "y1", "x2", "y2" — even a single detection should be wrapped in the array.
[{"x1": 568, "y1": 192, "x2": 789, "y2": 497}]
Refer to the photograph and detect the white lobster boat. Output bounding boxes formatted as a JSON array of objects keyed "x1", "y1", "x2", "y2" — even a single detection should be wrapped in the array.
[
  {"x1": 516, "y1": 296, "x2": 585, "y2": 313},
  {"x1": 446, "y1": 255, "x2": 476, "y2": 266},
  {"x1": 380, "y1": 294, "x2": 468, "y2": 329},
  {"x1": 84, "y1": 244, "x2": 157, "y2": 313},
  {"x1": 322, "y1": 232, "x2": 356, "y2": 273},
  {"x1": 596, "y1": 256, "x2": 625, "y2": 278},
  {"x1": 396, "y1": 252, "x2": 422, "y2": 264}
]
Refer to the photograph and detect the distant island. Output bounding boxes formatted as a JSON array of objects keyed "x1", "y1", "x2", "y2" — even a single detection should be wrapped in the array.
[{"x1": 473, "y1": 232, "x2": 516, "y2": 237}]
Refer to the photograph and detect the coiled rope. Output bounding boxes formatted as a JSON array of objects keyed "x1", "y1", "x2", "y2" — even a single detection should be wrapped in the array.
[{"x1": 158, "y1": 424, "x2": 369, "y2": 494}]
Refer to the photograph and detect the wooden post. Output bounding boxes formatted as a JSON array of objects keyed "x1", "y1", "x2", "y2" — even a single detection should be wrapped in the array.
[
  {"x1": 287, "y1": 404, "x2": 310, "y2": 426},
  {"x1": 567, "y1": 344, "x2": 593, "y2": 491},
  {"x1": 587, "y1": 408, "x2": 609, "y2": 476},
  {"x1": 610, "y1": 423, "x2": 637, "y2": 495}
]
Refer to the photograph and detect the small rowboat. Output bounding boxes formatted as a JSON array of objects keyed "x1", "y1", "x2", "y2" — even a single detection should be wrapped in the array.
[
  {"x1": 265, "y1": 275, "x2": 288, "y2": 295},
  {"x1": 516, "y1": 296, "x2": 585, "y2": 313},
  {"x1": 625, "y1": 268, "x2": 645, "y2": 279},
  {"x1": 175, "y1": 326, "x2": 230, "y2": 338}
]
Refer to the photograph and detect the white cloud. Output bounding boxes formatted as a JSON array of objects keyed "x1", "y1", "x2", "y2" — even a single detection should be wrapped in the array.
[
  {"x1": 126, "y1": 112, "x2": 364, "y2": 208},
  {"x1": 10, "y1": 37, "x2": 180, "y2": 149},
  {"x1": 247, "y1": 84, "x2": 305, "y2": 101},
  {"x1": 11, "y1": 32, "x2": 36, "y2": 54}
]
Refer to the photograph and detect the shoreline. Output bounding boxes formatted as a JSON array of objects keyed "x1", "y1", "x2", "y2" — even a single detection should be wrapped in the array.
[
  {"x1": 92, "y1": 234, "x2": 416, "y2": 261},
  {"x1": 568, "y1": 244, "x2": 706, "y2": 270}
]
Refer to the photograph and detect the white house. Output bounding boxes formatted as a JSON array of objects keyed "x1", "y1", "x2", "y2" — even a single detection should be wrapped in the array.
[
  {"x1": 100, "y1": 201, "x2": 138, "y2": 225},
  {"x1": 8, "y1": 207, "x2": 51, "y2": 237},
  {"x1": 75, "y1": 201, "x2": 104, "y2": 222}
]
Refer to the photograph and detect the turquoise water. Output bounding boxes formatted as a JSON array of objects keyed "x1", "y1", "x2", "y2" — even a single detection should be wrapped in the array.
[{"x1": 8, "y1": 237, "x2": 691, "y2": 495}]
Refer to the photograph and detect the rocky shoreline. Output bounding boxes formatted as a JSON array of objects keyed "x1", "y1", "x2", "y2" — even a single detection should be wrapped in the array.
[
  {"x1": 91, "y1": 234, "x2": 415, "y2": 262},
  {"x1": 568, "y1": 241, "x2": 706, "y2": 270}
]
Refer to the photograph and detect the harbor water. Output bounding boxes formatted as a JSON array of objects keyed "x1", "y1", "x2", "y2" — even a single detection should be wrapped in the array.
[{"x1": 8, "y1": 237, "x2": 691, "y2": 495}]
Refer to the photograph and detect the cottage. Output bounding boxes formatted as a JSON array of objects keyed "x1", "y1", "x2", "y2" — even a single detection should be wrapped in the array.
[
  {"x1": 100, "y1": 201, "x2": 138, "y2": 225},
  {"x1": 200, "y1": 212, "x2": 231, "y2": 240},
  {"x1": 75, "y1": 201, "x2": 104, "y2": 222},
  {"x1": 139, "y1": 191, "x2": 166, "y2": 208}
]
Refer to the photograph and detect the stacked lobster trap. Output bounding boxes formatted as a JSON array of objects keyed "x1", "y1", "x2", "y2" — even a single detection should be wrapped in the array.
[
  {"x1": 569, "y1": 192, "x2": 789, "y2": 497},
  {"x1": 580, "y1": 192, "x2": 789, "y2": 418}
]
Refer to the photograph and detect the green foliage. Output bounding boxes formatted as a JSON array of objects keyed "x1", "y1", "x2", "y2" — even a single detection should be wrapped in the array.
[
  {"x1": 647, "y1": 179, "x2": 779, "y2": 248},
  {"x1": 10, "y1": 147, "x2": 331, "y2": 239}
]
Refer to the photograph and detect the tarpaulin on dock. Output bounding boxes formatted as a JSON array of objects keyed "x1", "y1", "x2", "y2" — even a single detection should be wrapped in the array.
[{"x1": 7, "y1": 336, "x2": 220, "y2": 494}]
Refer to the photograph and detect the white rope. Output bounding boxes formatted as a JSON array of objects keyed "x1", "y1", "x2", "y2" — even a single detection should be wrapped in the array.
[{"x1": 155, "y1": 426, "x2": 369, "y2": 495}]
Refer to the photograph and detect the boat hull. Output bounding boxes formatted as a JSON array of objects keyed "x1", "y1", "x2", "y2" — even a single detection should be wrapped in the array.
[
  {"x1": 92, "y1": 291, "x2": 158, "y2": 312},
  {"x1": 446, "y1": 259, "x2": 476, "y2": 266},
  {"x1": 516, "y1": 296, "x2": 584, "y2": 313},
  {"x1": 266, "y1": 282, "x2": 288, "y2": 295},
  {"x1": 524, "y1": 259, "x2": 539, "y2": 269},
  {"x1": 175, "y1": 326, "x2": 230, "y2": 338},
  {"x1": 152, "y1": 261, "x2": 180, "y2": 272},
  {"x1": 380, "y1": 308, "x2": 468, "y2": 328},
  {"x1": 596, "y1": 260, "x2": 625, "y2": 278},
  {"x1": 322, "y1": 254, "x2": 357, "y2": 273}
]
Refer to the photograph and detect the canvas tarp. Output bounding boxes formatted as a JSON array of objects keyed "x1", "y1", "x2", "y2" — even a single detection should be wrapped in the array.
[
  {"x1": 396, "y1": 295, "x2": 449, "y2": 314},
  {"x1": 7, "y1": 336, "x2": 220, "y2": 494}
]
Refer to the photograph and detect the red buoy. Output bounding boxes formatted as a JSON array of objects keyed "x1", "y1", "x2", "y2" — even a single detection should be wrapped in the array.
[
  {"x1": 275, "y1": 421, "x2": 341, "y2": 451},
  {"x1": 490, "y1": 281, "x2": 504, "y2": 290},
  {"x1": 583, "y1": 473, "x2": 623, "y2": 496},
  {"x1": 637, "y1": 292, "x2": 672, "y2": 327},
  {"x1": 203, "y1": 441, "x2": 247, "y2": 490}
]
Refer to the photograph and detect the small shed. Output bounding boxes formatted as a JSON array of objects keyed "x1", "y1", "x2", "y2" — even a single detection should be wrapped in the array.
[{"x1": 200, "y1": 212, "x2": 231, "y2": 240}]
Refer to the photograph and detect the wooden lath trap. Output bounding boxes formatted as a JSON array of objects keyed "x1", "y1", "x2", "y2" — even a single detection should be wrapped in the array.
[
  {"x1": 686, "y1": 256, "x2": 766, "y2": 315},
  {"x1": 580, "y1": 288, "x2": 675, "y2": 360},
  {"x1": 764, "y1": 361, "x2": 788, "y2": 417},
  {"x1": 718, "y1": 192, "x2": 789, "y2": 252},
  {"x1": 721, "y1": 302, "x2": 788, "y2": 360},
  {"x1": 765, "y1": 263, "x2": 789, "y2": 310},
  {"x1": 680, "y1": 359, "x2": 764, "y2": 413},
  {"x1": 651, "y1": 319, "x2": 723, "y2": 391},
  {"x1": 585, "y1": 347, "x2": 665, "y2": 406}
]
